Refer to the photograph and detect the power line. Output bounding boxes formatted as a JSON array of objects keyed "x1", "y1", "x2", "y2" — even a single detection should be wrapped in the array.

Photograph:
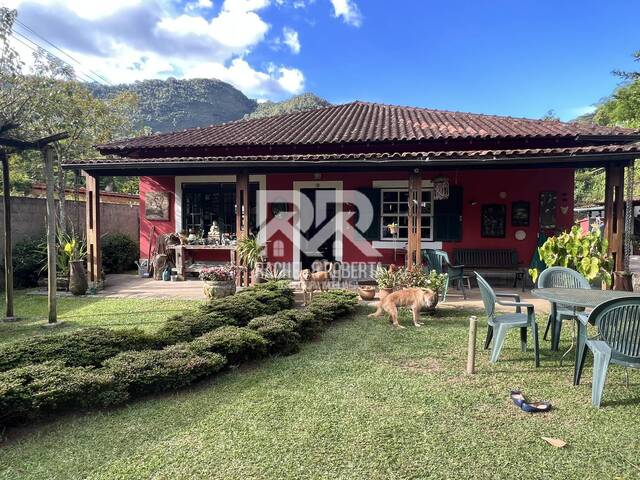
[
  {"x1": 14, "y1": 19, "x2": 114, "y2": 86},
  {"x1": 10, "y1": 30, "x2": 105, "y2": 85}
]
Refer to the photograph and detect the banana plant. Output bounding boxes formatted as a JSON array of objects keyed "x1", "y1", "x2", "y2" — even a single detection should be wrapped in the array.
[{"x1": 529, "y1": 225, "x2": 613, "y2": 286}]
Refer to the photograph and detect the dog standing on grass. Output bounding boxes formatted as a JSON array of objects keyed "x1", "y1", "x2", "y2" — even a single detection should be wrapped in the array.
[
  {"x1": 368, "y1": 288, "x2": 437, "y2": 328},
  {"x1": 299, "y1": 262, "x2": 334, "y2": 305}
]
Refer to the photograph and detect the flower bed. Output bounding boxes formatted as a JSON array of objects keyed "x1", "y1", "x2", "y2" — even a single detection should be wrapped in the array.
[{"x1": 0, "y1": 288, "x2": 358, "y2": 425}]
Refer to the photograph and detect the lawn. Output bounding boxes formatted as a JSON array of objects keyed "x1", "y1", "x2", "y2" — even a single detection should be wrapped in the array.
[
  {"x1": 1, "y1": 299, "x2": 639, "y2": 479},
  {"x1": 0, "y1": 293, "x2": 199, "y2": 344}
]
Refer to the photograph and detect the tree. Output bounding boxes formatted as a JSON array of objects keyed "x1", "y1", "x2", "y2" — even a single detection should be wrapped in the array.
[{"x1": 593, "y1": 78, "x2": 640, "y2": 129}]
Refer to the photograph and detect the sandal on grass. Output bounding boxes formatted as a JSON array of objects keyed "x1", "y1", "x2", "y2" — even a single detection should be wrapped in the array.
[{"x1": 510, "y1": 390, "x2": 552, "y2": 413}]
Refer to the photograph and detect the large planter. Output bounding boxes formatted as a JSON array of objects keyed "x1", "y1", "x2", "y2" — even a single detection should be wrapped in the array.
[
  {"x1": 203, "y1": 279, "x2": 236, "y2": 299},
  {"x1": 69, "y1": 260, "x2": 88, "y2": 296},
  {"x1": 358, "y1": 286, "x2": 376, "y2": 300}
]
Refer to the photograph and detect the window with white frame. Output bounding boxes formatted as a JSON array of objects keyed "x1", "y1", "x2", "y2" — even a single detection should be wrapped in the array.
[{"x1": 380, "y1": 189, "x2": 433, "y2": 240}]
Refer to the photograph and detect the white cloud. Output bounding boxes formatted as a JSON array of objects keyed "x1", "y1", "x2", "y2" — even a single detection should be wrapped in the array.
[
  {"x1": 8, "y1": 0, "x2": 304, "y2": 98},
  {"x1": 282, "y1": 27, "x2": 300, "y2": 54},
  {"x1": 330, "y1": 0, "x2": 361, "y2": 26}
]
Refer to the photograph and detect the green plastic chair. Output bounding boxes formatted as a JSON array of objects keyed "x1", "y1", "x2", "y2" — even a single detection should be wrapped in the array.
[
  {"x1": 576, "y1": 298, "x2": 640, "y2": 407},
  {"x1": 476, "y1": 272, "x2": 540, "y2": 367},
  {"x1": 422, "y1": 249, "x2": 466, "y2": 301},
  {"x1": 537, "y1": 267, "x2": 590, "y2": 351}
]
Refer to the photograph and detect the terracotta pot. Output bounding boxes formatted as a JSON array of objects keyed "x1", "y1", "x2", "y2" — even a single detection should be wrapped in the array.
[
  {"x1": 69, "y1": 260, "x2": 88, "y2": 296},
  {"x1": 358, "y1": 286, "x2": 376, "y2": 300},
  {"x1": 379, "y1": 287, "x2": 394, "y2": 299},
  {"x1": 203, "y1": 280, "x2": 236, "y2": 299}
]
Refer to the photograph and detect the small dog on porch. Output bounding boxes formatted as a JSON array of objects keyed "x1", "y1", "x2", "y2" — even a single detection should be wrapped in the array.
[
  {"x1": 299, "y1": 261, "x2": 334, "y2": 305},
  {"x1": 368, "y1": 287, "x2": 437, "y2": 328}
]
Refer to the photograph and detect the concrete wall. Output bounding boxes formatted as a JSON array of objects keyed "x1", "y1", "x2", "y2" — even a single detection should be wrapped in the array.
[{"x1": 0, "y1": 196, "x2": 139, "y2": 258}]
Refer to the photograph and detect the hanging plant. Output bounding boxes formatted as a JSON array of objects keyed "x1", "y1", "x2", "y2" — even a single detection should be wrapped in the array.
[{"x1": 529, "y1": 225, "x2": 613, "y2": 286}]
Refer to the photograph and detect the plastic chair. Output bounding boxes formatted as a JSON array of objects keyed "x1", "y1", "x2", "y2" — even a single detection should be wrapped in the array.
[
  {"x1": 576, "y1": 298, "x2": 640, "y2": 407},
  {"x1": 422, "y1": 249, "x2": 466, "y2": 301},
  {"x1": 537, "y1": 267, "x2": 590, "y2": 351},
  {"x1": 476, "y1": 272, "x2": 540, "y2": 367}
]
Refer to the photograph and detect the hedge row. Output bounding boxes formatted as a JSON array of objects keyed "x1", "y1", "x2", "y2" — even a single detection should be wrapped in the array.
[
  {"x1": 0, "y1": 281, "x2": 294, "y2": 372},
  {"x1": 0, "y1": 289, "x2": 358, "y2": 424}
]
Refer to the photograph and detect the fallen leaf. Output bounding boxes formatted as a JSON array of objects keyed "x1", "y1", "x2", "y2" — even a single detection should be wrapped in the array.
[{"x1": 542, "y1": 437, "x2": 567, "y2": 448}]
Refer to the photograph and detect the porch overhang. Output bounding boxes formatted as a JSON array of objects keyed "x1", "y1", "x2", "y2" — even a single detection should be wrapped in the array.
[{"x1": 63, "y1": 142, "x2": 640, "y2": 175}]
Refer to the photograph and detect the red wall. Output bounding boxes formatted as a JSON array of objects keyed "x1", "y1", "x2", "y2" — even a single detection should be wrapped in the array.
[
  {"x1": 139, "y1": 168, "x2": 574, "y2": 266},
  {"x1": 139, "y1": 176, "x2": 175, "y2": 258}
]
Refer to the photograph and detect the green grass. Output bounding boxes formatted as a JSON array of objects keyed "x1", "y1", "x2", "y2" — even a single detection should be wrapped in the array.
[
  {"x1": 0, "y1": 293, "x2": 199, "y2": 344},
  {"x1": 1, "y1": 301, "x2": 639, "y2": 479}
]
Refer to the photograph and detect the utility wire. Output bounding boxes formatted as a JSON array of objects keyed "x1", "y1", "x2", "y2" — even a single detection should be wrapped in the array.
[
  {"x1": 10, "y1": 30, "x2": 103, "y2": 85},
  {"x1": 14, "y1": 18, "x2": 114, "y2": 86}
]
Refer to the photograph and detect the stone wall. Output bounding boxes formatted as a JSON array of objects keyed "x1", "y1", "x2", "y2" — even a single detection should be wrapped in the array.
[{"x1": 0, "y1": 197, "x2": 139, "y2": 259}]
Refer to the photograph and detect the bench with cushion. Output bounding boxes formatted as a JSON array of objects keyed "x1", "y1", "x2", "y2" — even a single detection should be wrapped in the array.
[{"x1": 453, "y1": 248, "x2": 526, "y2": 291}]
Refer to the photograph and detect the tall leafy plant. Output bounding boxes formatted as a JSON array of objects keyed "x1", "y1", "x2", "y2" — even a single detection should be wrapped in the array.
[{"x1": 529, "y1": 225, "x2": 613, "y2": 286}]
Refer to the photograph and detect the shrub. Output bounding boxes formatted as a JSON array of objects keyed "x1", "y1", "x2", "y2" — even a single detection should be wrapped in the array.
[
  {"x1": 0, "y1": 328, "x2": 153, "y2": 372},
  {"x1": 12, "y1": 238, "x2": 46, "y2": 288},
  {"x1": 0, "y1": 361, "x2": 127, "y2": 423},
  {"x1": 247, "y1": 315, "x2": 300, "y2": 355},
  {"x1": 277, "y1": 309, "x2": 323, "y2": 341},
  {"x1": 155, "y1": 311, "x2": 233, "y2": 345},
  {"x1": 105, "y1": 349, "x2": 226, "y2": 397},
  {"x1": 179, "y1": 326, "x2": 267, "y2": 364},
  {"x1": 307, "y1": 290, "x2": 358, "y2": 322},
  {"x1": 101, "y1": 233, "x2": 139, "y2": 274}
]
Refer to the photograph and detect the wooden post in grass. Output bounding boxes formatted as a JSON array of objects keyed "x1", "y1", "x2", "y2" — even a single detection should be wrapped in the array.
[
  {"x1": 1, "y1": 150, "x2": 15, "y2": 321},
  {"x1": 43, "y1": 146, "x2": 57, "y2": 324},
  {"x1": 467, "y1": 315, "x2": 478, "y2": 374}
]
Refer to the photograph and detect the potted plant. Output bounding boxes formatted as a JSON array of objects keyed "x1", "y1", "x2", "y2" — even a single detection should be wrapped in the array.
[
  {"x1": 237, "y1": 236, "x2": 266, "y2": 284},
  {"x1": 357, "y1": 284, "x2": 376, "y2": 300},
  {"x1": 529, "y1": 225, "x2": 613, "y2": 288},
  {"x1": 200, "y1": 264, "x2": 238, "y2": 299},
  {"x1": 261, "y1": 264, "x2": 289, "y2": 282},
  {"x1": 63, "y1": 237, "x2": 87, "y2": 296},
  {"x1": 373, "y1": 265, "x2": 404, "y2": 298}
]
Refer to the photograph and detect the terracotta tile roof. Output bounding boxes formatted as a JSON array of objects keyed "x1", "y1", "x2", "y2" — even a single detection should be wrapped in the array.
[
  {"x1": 67, "y1": 142, "x2": 640, "y2": 169},
  {"x1": 97, "y1": 101, "x2": 638, "y2": 152}
]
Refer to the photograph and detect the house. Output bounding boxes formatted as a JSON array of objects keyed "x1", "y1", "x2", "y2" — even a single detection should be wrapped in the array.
[{"x1": 63, "y1": 101, "x2": 640, "y2": 284}]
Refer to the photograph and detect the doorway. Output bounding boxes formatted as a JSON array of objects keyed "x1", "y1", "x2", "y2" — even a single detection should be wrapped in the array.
[{"x1": 293, "y1": 181, "x2": 343, "y2": 277}]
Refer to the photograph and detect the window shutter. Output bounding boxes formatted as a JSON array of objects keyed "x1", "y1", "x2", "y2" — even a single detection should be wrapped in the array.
[
  {"x1": 356, "y1": 188, "x2": 381, "y2": 241},
  {"x1": 434, "y1": 186, "x2": 463, "y2": 242}
]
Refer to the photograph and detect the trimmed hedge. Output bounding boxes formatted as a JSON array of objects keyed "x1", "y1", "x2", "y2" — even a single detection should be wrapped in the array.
[
  {"x1": 101, "y1": 233, "x2": 139, "y2": 274},
  {"x1": 0, "y1": 286, "x2": 357, "y2": 425},
  {"x1": 0, "y1": 328, "x2": 153, "y2": 372},
  {"x1": 105, "y1": 349, "x2": 226, "y2": 397},
  {"x1": 176, "y1": 326, "x2": 268, "y2": 364},
  {"x1": 0, "y1": 282, "x2": 295, "y2": 372},
  {"x1": 247, "y1": 315, "x2": 301, "y2": 355},
  {"x1": 0, "y1": 361, "x2": 127, "y2": 422}
]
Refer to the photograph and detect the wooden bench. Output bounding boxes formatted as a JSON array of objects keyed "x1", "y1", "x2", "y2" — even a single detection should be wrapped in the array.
[{"x1": 453, "y1": 248, "x2": 526, "y2": 291}]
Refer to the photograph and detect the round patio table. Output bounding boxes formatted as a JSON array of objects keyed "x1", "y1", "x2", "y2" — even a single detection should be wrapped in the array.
[{"x1": 531, "y1": 288, "x2": 640, "y2": 385}]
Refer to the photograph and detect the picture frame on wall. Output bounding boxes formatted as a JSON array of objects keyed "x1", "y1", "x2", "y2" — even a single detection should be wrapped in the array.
[
  {"x1": 511, "y1": 201, "x2": 530, "y2": 227},
  {"x1": 539, "y1": 191, "x2": 557, "y2": 229},
  {"x1": 145, "y1": 191, "x2": 170, "y2": 220},
  {"x1": 481, "y1": 204, "x2": 506, "y2": 238}
]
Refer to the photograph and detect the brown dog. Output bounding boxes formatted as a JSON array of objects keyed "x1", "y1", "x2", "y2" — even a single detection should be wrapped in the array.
[
  {"x1": 368, "y1": 288, "x2": 437, "y2": 328},
  {"x1": 299, "y1": 263, "x2": 334, "y2": 305}
]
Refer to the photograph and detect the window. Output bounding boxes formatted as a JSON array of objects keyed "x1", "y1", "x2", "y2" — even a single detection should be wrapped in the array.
[
  {"x1": 182, "y1": 183, "x2": 258, "y2": 235},
  {"x1": 380, "y1": 189, "x2": 433, "y2": 240}
]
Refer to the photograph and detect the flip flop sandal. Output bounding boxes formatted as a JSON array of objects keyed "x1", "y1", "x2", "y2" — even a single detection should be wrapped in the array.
[
  {"x1": 520, "y1": 401, "x2": 552, "y2": 413},
  {"x1": 510, "y1": 390, "x2": 526, "y2": 408}
]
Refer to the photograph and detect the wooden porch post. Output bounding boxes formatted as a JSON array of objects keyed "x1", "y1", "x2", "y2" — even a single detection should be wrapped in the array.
[
  {"x1": 43, "y1": 147, "x2": 57, "y2": 323},
  {"x1": 83, "y1": 171, "x2": 102, "y2": 286},
  {"x1": 603, "y1": 164, "x2": 625, "y2": 273},
  {"x1": 236, "y1": 170, "x2": 250, "y2": 286},
  {"x1": 407, "y1": 169, "x2": 422, "y2": 268},
  {"x1": 1, "y1": 150, "x2": 14, "y2": 321}
]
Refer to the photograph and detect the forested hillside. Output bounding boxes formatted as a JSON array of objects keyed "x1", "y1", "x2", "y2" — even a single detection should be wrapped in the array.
[{"x1": 245, "y1": 93, "x2": 331, "y2": 120}]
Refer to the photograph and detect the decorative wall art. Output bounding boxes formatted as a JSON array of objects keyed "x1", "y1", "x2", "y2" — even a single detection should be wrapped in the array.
[
  {"x1": 511, "y1": 201, "x2": 530, "y2": 227},
  {"x1": 145, "y1": 192, "x2": 170, "y2": 220},
  {"x1": 539, "y1": 191, "x2": 557, "y2": 229},
  {"x1": 481, "y1": 204, "x2": 507, "y2": 238}
]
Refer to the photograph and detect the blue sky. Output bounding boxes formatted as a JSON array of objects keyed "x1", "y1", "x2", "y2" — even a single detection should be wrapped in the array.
[{"x1": 7, "y1": 0, "x2": 640, "y2": 120}]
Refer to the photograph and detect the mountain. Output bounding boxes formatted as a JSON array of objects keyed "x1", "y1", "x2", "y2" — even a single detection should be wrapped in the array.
[
  {"x1": 90, "y1": 79, "x2": 331, "y2": 133},
  {"x1": 245, "y1": 93, "x2": 331, "y2": 120},
  {"x1": 90, "y1": 78, "x2": 257, "y2": 133}
]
